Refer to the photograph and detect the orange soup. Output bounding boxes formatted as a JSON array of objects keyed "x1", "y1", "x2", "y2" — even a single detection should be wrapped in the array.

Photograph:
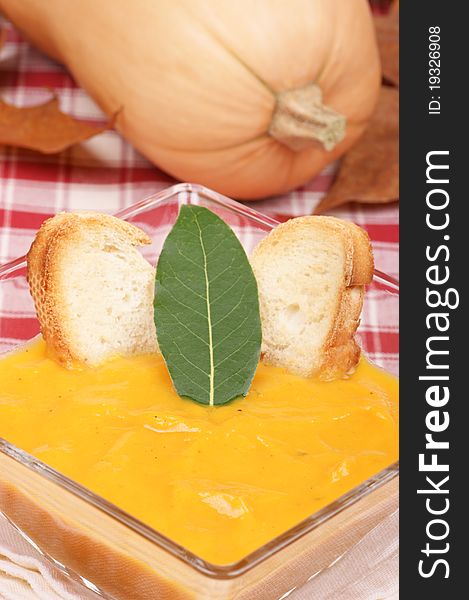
[{"x1": 0, "y1": 339, "x2": 398, "y2": 564}]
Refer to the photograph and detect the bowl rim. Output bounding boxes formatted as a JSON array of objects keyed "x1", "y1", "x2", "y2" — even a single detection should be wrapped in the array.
[{"x1": 0, "y1": 182, "x2": 399, "y2": 579}]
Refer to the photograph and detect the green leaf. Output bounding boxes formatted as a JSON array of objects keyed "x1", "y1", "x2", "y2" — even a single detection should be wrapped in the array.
[{"x1": 154, "y1": 205, "x2": 262, "y2": 406}]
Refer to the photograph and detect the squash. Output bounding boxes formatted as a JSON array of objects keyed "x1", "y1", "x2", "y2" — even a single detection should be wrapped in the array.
[{"x1": 0, "y1": 0, "x2": 380, "y2": 199}]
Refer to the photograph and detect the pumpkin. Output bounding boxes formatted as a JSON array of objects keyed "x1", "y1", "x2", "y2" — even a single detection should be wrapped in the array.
[{"x1": 0, "y1": 0, "x2": 380, "y2": 199}]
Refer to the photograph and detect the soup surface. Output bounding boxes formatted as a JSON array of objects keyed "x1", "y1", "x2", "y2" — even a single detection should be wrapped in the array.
[{"x1": 0, "y1": 339, "x2": 398, "y2": 564}]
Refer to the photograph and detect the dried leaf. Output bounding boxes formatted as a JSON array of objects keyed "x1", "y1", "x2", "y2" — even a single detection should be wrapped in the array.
[
  {"x1": 314, "y1": 86, "x2": 398, "y2": 214},
  {"x1": 0, "y1": 96, "x2": 114, "y2": 153},
  {"x1": 374, "y1": 2, "x2": 399, "y2": 86},
  {"x1": 0, "y1": 26, "x2": 6, "y2": 52}
]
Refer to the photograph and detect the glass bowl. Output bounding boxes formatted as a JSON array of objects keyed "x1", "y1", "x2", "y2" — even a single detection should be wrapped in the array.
[{"x1": 0, "y1": 183, "x2": 398, "y2": 600}]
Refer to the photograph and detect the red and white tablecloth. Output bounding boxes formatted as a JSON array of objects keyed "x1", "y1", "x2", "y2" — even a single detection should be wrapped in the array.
[
  {"x1": 0, "y1": 18, "x2": 399, "y2": 600},
  {"x1": 0, "y1": 18, "x2": 399, "y2": 366},
  {"x1": 0, "y1": 21, "x2": 398, "y2": 272}
]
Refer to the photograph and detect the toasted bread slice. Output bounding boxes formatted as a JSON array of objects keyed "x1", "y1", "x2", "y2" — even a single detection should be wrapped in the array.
[
  {"x1": 250, "y1": 216, "x2": 373, "y2": 379},
  {"x1": 27, "y1": 212, "x2": 158, "y2": 367}
]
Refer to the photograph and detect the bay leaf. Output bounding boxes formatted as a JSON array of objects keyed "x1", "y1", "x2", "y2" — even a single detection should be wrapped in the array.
[{"x1": 154, "y1": 205, "x2": 261, "y2": 406}]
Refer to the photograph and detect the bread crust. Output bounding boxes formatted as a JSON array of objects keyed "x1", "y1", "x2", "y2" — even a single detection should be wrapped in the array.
[
  {"x1": 251, "y1": 216, "x2": 374, "y2": 379},
  {"x1": 320, "y1": 286, "x2": 363, "y2": 380},
  {"x1": 27, "y1": 212, "x2": 152, "y2": 367},
  {"x1": 315, "y1": 218, "x2": 373, "y2": 379}
]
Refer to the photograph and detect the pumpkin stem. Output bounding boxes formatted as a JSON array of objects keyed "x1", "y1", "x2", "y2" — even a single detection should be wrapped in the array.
[{"x1": 269, "y1": 83, "x2": 346, "y2": 152}]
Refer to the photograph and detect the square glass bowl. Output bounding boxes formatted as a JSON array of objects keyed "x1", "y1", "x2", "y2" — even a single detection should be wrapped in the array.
[{"x1": 0, "y1": 183, "x2": 398, "y2": 600}]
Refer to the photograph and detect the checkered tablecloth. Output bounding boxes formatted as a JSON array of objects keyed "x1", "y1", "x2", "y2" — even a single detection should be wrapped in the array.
[
  {"x1": 0, "y1": 20, "x2": 398, "y2": 263},
  {"x1": 0, "y1": 16, "x2": 399, "y2": 361}
]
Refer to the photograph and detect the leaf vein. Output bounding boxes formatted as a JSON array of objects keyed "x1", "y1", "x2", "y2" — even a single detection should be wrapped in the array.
[
  {"x1": 195, "y1": 213, "x2": 215, "y2": 407},
  {"x1": 215, "y1": 358, "x2": 255, "y2": 391},
  {"x1": 205, "y1": 236, "x2": 227, "y2": 257},
  {"x1": 211, "y1": 275, "x2": 242, "y2": 305},
  {"x1": 173, "y1": 341, "x2": 210, "y2": 378},
  {"x1": 213, "y1": 310, "x2": 252, "y2": 350},
  {"x1": 176, "y1": 246, "x2": 204, "y2": 270},
  {"x1": 159, "y1": 305, "x2": 209, "y2": 346},
  {"x1": 210, "y1": 259, "x2": 236, "y2": 284},
  {"x1": 212, "y1": 288, "x2": 247, "y2": 327},
  {"x1": 166, "y1": 262, "x2": 206, "y2": 301},
  {"x1": 162, "y1": 287, "x2": 207, "y2": 319},
  {"x1": 170, "y1": 362, "x2": 209, "y2": 395},
  {"x1": 215, "y1": 332, "x2": 256, "y2": 368}
]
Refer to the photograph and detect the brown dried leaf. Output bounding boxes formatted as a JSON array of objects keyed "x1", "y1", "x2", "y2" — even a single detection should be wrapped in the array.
[
  {"x1": 0, "y1": 26, "x2": 6, "y2": 52},
  {"x1": 374, "y1": 2, "x2": 399, "y2": 86},
  {"x1": 0, "y1": 96, "x2": 114, "y2": 153},
  {"x1": 314, "y1": 86, "x2": 398, "y2": 214}
]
